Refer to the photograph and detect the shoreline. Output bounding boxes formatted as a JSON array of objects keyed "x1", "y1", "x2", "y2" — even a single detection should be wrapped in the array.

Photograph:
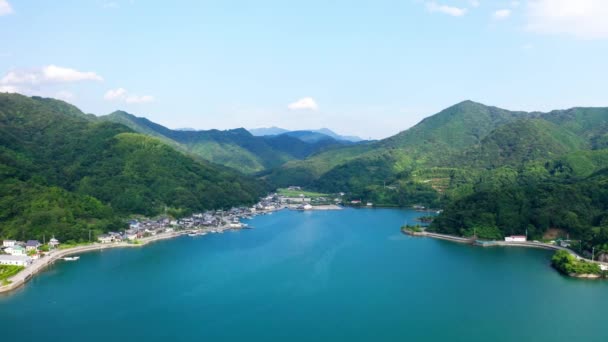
[
  {"x1": 0, "y1": 230, "x2": 186, "y2": 295},
  {"x1": 402, "y1": 228, "x2": 608, "y2": 279}
]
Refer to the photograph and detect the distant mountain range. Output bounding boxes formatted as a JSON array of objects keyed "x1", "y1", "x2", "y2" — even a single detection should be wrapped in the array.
[
  {"x1": 249, "y1": 126, "x2": 364, "y2": 142},
  {"x1": 100, "y1": 112, "x2": 359, "y2": 174}
]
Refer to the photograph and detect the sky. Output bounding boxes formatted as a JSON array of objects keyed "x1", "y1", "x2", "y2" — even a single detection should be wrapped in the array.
[{"x1": 1, "y1": 0, "x2": 608, "y2": 139}]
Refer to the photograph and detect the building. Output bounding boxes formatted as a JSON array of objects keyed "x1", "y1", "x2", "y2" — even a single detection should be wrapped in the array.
[
  {"x1": 0, "y1": 255, "x2": 32, "y2": 267},
  {"x1": 25, "y1": 240, "x2": 41, "y2": 252},
  {"x1": 2, "y1": 240, "x2": 16, "y2": 248},
  {"x1": 5, "y1": 245, "x2": 26, "y2": 256},
  {"x1": 303, "y1": 204, "x2": 313, "y2": 210},
  {"x1": 49, "y1": 237, "x2": 60, "y2": 249},
  {"x1": 98, "y1": 234, "x2": 113, "y2": 244},
  {"x1": 505, "y1": 236, "x2": 527, "y2": 242}
]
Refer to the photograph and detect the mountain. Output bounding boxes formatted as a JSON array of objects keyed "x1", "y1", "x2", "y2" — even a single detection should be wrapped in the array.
[
  {"x1": 0, "y1": 93, "x2": 266, "y2": 242},
  {"x1": 313, "y1": 128, "x2": 364, "y2": 142},
  {"x1": 248, "y1": 126, "x2": 364, "y2": 142},
  {"x1": 266, "y1": 101, "x2": 608, "y2": 199},
  {"x1": 249, "y1": 126, "x2": 289, "y2": 136},
  {"x1": 458, "y1": 118, "x2": 587, "y2": 168},
  {"x1": 102, "y1": 112, "x2": 350, "y2": 174}
]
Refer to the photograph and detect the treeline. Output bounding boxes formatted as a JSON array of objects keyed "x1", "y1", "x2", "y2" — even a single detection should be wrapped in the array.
[{"x1": 430, "y1": 166, "x2": 608, "y2": 248}]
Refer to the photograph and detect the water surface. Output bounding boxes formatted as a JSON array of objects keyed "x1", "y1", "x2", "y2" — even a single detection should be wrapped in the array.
[{"x1": 1, "y1": 208, "x2": 606, "y2": 341}]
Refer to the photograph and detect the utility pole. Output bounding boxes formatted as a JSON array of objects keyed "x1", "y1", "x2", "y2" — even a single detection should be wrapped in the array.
[{"x1": 592, "y1": 246, "x2": 595, "y2": 262}]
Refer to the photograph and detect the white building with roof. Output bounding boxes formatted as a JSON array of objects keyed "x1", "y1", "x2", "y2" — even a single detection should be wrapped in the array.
[
  {"x1": 4, "y1": 245, "x2": 26, "y2": 256},
  {"x1": 3, "y1": 240, "x2": 17, "y2": 248},
  {"x1": 505, "y1": 236, "x2": 527, "y2": 242},
  {"x1": 0, "y1": 255, "x2": 32, "y2": 267}
]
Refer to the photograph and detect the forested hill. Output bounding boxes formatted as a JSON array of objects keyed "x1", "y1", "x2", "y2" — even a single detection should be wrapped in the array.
[
  {"x1": 267, "y1": 101, "x2": 608, "y2": 191},
  {"x1": 263, "y1": 100, "x2": 608, "y2": 250},
  {"x1": 101, "y1": 111, "x2": 352, "y2": 174},
  {"x1": 0, "y1": 93, "x2": 266, "y2": 242}
]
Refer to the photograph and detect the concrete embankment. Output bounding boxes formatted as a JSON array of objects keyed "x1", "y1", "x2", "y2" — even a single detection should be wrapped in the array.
[
  {"x1": 402, "y1": 229, "x2": 474, "y2": 244},
  {"x1": 402, "y1": 228, "x2": 608, "y2": 277},
  {"x1": 0, "y1": 231, "x2": 183, "y2": 294}
]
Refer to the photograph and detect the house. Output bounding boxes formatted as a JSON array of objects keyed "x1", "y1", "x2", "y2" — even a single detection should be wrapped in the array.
[
  {"x1": 25, "y1": 240, "x2": 41, "y2": 252},
  {"x1": 350, "y1": 200, "x2": 361, "y2": 204},
  {"x1": 366, "y1": 202, "x2": 373, "y2": 207},
  {"x1": 0, "y1": 255, "x2": 32, "y2": 267},
  {"x1": 5, "y1": 245, "x2": 26, "y2": 256},
  {"x1": 126, "y1": 232, "x2": 139, "y2": 240},
  {"x1": 109, "y1": 232, "x2": 123, "y2": 241},
  {"x1": 505, "y1": 236, "x2": 527, "y2": 242},
  {"x1": 129, "y1": 220, "x2": 140, "y2": 230},
  {"x1": 287, "y1": 186, "x2": 301, "y2": 190},
  {"x1": 2, "y1": 240, "x2": 16, "y2": 248},
  {"x1": 49, "y1": 237, "x2": 60, "y2": 249},
  {"x1": 98, "y1": 234, "x2": 113, "y2": 244}
]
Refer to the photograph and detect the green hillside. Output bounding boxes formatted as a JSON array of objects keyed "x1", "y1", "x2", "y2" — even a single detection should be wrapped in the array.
[
  {"x1": 101, "y1": 111, "x2": 348, "y2": 174},
  {"x1": 0, "y1": 93, "x2": 266, "y2": 242},
  {"x1": 458, "y1": 119, "x2": 587, "y2": 168},
  {"x1": 262, "y1": 101, "x2": 608, "y2": 224}
]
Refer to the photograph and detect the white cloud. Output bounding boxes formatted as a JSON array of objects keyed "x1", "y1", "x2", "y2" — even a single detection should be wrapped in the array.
[
  {"x1": 469, "y1": 0, "x2": 480, "y2": 8},
  {"x1": 104, "y1": 87, "x2": 127, "y2": 100},
  {"x1": 493, "y1": 9, "x2": 511, "y2": 19},
  {"x1": 55, "y1": 91, "x2": 75, "y2": 101},
  {"x1": 526, "y1": 0, "x2": 608, "y2": 39},
  {"x1": 0, "y1": 65, "x2": 103, "y2": 85},
  {"x1": 103, "y1": 2, "x2": 119, "y2": 9},
  {"x1": 125, "y1": 94, "x2": 154, "y2": 104},
  {"x1": 287, "y1": 97, "x2": 318, "y2": 111},
  {"x1": 511, "y1": 1, "x2": 520, "y2": 7},
  {"x1": 426, "y1": 2, "x2": 467, "y2": 16},
  {"x1": 0, "y1": 0, "x2": 13, "y2": 16},
  {"x1": 0, "y1": 85, "x2": 18, "y2": 93},
  {"x1": 104, "y1": 88, "x2": 154, "y2": 104}
]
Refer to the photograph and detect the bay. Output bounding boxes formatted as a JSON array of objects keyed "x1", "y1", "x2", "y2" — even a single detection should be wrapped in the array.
[{"x1": 1, "y1": 208, "x2": 606, "y2": 341}]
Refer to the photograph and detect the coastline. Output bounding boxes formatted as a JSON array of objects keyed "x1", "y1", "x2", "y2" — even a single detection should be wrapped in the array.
[
  {"x1": 402, "y1": 228, "x2": 608, "y2": 279},
  {"x1": 0, "y1": 229, "x2": 190, "y2": 295},
  {"x1": 0, "y1": 205, "x2": 320, "y2": 296}
]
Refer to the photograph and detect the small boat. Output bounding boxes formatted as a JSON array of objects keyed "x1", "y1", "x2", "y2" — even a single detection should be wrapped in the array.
[
  {"x1": 63, "y1": 256, "x2": 80, "y2": 261},
  {"x1": 188, "y1": 233, "x2": 198, "y2": 237}
]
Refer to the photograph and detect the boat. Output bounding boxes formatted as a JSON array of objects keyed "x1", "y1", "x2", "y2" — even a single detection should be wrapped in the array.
[
  {"x1": 188, "y1": 233, "x2": 198, "y2": 237},
  {"x1": 63, "y1": 256, "x2": 80, "y2": 261}
]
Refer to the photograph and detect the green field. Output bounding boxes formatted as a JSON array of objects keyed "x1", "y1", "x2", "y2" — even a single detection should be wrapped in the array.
[
  {"x1": 277, "y1": 188, "x2": 330, "y2": 198},
  {"x1": 0, "y1": 265, "x2": 24, "y2": 285}
]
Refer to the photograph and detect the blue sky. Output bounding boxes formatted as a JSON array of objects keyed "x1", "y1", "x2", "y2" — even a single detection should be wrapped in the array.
[{"x1": 1, "y1": 0, "x2": 608, "y2": 139}]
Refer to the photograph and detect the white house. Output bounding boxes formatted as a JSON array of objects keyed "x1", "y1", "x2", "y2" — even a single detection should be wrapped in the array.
[
  {"x1": 0, "y1": 255, "x2": 32, "y2": 267},
  {"x1": 25, "y1": 240, "x2": 41, "y2": 252},
  {"x1": 2, "y1": 240, "x2": 16, "y2": 248},
  {"x1": 505, "y1": 235, "x2": 527, "y2": 242},
  {"x1": 5, "y1": 245, "x2": 26, "y2": 256},
  {"x1": 98, "y1": 234, "x2": 113, "y2": 244},
  {"x1": 49, "y1": 237, "x2": 60, "y2": 249}
]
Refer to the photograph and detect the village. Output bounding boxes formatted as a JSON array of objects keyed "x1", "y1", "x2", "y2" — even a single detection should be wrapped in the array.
[{"x1": 0, "y1": 189, "x2": 344, "y2": 271}]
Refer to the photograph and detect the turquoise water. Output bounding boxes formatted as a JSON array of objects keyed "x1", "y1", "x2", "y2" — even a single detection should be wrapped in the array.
[{"x1": 1, "y1": 208, "x2": 607, "y2": 341}]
